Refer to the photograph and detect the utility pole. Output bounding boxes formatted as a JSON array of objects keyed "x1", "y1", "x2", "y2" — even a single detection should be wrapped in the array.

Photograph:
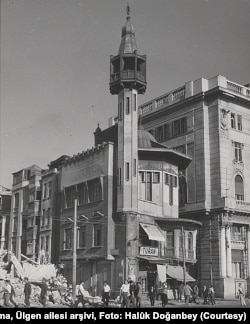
[
  {"x1": 72, "y1": 197, "x2": 77, "y2": 305},
  {"x1": 182, "y1": 226, "x2": 186, "y2": 285}
]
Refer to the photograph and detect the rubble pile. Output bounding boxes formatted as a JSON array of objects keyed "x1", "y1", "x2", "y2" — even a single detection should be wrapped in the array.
[{"x1": 0, "y1": 249, "x2": 73, "y2": 307}]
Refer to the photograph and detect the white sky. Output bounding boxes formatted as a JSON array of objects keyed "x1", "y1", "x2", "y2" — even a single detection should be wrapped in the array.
[{"x1": 1, "y1": 0, "x2": 250, "y2": 188}]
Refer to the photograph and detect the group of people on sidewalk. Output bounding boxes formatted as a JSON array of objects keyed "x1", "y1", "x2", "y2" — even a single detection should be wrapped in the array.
[{"x1": 120, "y1": 279, "x2": 143, "y2": 308}]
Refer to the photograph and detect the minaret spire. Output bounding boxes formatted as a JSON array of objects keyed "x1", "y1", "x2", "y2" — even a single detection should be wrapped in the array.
[{"x1": 126, "y1": 2, "x2": 130, "y2": 20}]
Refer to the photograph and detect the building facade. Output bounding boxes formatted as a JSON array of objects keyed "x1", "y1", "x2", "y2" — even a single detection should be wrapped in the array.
[
  {"x1": 9, "y1": 165, "x2": 42, "y2": 261},
  {"x1": 139, "y1": 75, "x2": 250, "y2": 298},
  {"x1": 6, "y1": 6, "x2": 202, "y2": 298},
  {"x1": 0, "y1": 185, "x2": 11, "y2": 250}
]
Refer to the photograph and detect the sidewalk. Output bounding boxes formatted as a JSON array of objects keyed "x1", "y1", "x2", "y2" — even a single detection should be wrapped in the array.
[{"x1": 141, "y1": 297, "x2": 250, "y2": 308}]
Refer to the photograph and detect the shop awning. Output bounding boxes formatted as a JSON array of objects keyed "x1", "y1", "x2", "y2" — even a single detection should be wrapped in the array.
[
  {"x1": 140, "y1": 223, "x2": 165, "y2": 242},
  {"x1": 138, "y1": 256, "x2": 168, "y2": 264},
  {"x1": 166, "y1": 265, "x2": 196, "y2": 282}
]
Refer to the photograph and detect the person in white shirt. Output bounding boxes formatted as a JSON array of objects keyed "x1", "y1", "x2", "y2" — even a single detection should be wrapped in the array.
[
  {"x1": 120, "y1": 279, "x2": 130, "y2": 308},
  {"x1": 102, "y1": 281, "x2": 111, "y2": 307}
]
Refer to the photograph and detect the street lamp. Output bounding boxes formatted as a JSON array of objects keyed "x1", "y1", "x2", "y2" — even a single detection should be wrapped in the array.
[
  {"x1": 181, "y1": 226, "x2": 186, "y2": 285},
  {"x1": 67, "y1": 198, "x2": 88, "y2": 305}
]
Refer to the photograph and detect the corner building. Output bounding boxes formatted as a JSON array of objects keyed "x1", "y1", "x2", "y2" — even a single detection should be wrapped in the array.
[{"x1": 140, "y1": 76, "x2": 250, "y2": 298}]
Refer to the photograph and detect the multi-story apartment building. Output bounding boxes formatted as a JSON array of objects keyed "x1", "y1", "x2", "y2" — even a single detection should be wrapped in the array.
[
  {"x1": 38, "y1": 155, "x2": 68, "y2": 265},
  {"x1": 0, "y1": 185, "x2": 11, "y2": 250},
  {"x1": 140, "y1": 75, "x2": 250, "y2": 298},
  {"x1": 9, "y1": 165, "x2": 42, "y2": 261}
]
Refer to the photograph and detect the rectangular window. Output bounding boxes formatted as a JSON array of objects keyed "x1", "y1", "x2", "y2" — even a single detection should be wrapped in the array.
[
  {"x1": 64, "y1": 228, "x2": 72, "y2": 250},
  {"x1": 169, "y1": 175, "x2": 173, "y2": 205},
  {"x1": 126, "y1": 97, "x2": 130, "y2": 114},
  {"x1": 146, "y1": 172, "x2": 152, "y2": 201},
  {"x1": 172, "y1": 117, "x2": 187, "y2": 136},
  {"x1": 42, "y1": 209, "x2": 45, "y2": 227},
  {"x1": 47, "y1": 208, "x2": 51, "y2": 225},
  {"x1": 167, "y1": 231, "x2": 174, "y2": 247},
  {"x1": 156, "y1": 126, "x2": 164, "y2": 141},
  {"x1": 48, "y1": 182, "x2": 52, "y2": 198},
  {"x1": 77, "y1": 182, "x2": 88, "y2": 205},
  {"x1": 234, "y1": 142, "x2": 243, "y2": 162},
  {"x1": 173, "y1": 176, "x2": 178, "y2": 187},
  {"x1": 43, "y1": 183, "x2": 47, "y2": 199},
  {"x1": 153, "y1": 172, "x2": 160, "y2": 183},
  {"x1": 88, "y1": 178, "x2": 102, "y2": 203},
  {"x1": 65, "y1": 186, "x2": 76, "y2": 208},
  {"x1": 133, "y1": 159, "x2": 136, "y2": 177},
  {"x1": 78, "y1": 227, "x2": 86, "y2": 248},
  {"x1": 163, "y1": 124, "x2": 169, "y2": 140},
  {"x1": 14, "y1": 193, "x2": 19, "y2": 209},
  {"x1": 133, "y1": 94, "x2": 137, "y2": 111},
  {"x1": 126, "y1": 162, "x2": 130, "y2": 181},
  {"x1": 93, "y1": 224, "x2": 101, "y2": 247},
  {"x1": 165, "y1": 173, "x2": 169, "y2": 185},
  {"x1": 237, "y1": 114, "x2": 242, "y2": 131},
  {"x1": 231, "y1": 113, "x2": 236, "y2": 129}
]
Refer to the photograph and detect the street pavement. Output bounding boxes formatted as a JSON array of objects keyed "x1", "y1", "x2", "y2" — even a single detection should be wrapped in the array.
[{"x1": 140, "y1": 297, "x2": 250, "y2": 308}]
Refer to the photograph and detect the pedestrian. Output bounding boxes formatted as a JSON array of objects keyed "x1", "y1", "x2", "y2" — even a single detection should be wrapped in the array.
[
  {"x1": 102, "y1": 281, "x2": 111, "y2": 307},
  {"x1": 78, "y1": 281, "x2": 90, "y2": 307},
  {"x1": 120, "y1": 279, "x2": 130, "y2": 308},
  {"x1": 172, "y1": 280, "x2": 178, "y2": 300},
  {"x1": 208, "y1": 285, "x2": 215, "y2": 305},
  {"x1": 31, "y1": 277, "x2": 48, "y2": 307},
  {"x1": 193, "y1": 282, "x2": 199, "y2": 304},
  {"x1": 24, "y1": 277, "x2": 32, "y2": 307},
  {"x1": 183, "y1": 282, "x2": 193, "y2": 305},
  {"x1": 201, "y1": 285, "x2": 208, "y2": 305},
  {"x1": 134, "y1": 281, "x2": 142, "y2": 308},
  {"x1": 178, "y1": 282, "x2": 184, "y2": 302},
  {"x1": 161, "y1": 282, "x2": 168, "y2": 308},
  {"x1": 40, "y1": 277, "x2": 48, "y2": 307},
  {"x1": 3, "y1": 279, "x2": 17, "y2": 307},
  {"x1": 149, "y1": 285, "x2": 156, "y2": 306},
  {"x1": 237, "y1": 283, "x2": 246, "y2": 307},
  {"x1": 129, "y1": 280, "x2": 136, "y2": 307}
]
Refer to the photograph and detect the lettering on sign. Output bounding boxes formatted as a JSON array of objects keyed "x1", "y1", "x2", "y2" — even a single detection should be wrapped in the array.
[{"x1": 139, "y1": 246, "x2": 158, "y2": 256}]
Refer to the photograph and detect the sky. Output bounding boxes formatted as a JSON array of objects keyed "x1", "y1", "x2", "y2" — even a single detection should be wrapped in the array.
[{"x1": 1, "y1": 0, "x2": 250, "y2": 189}]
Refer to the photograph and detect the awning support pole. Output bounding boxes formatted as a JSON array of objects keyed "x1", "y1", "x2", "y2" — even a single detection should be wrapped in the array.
[{"x1": 182, "y1": 226, "x2": 186, "y2": 285}]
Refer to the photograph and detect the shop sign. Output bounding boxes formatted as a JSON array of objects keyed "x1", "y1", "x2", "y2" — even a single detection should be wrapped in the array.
[{"x1": 139, "y1": 246, "x2": 158, "y2": 256}]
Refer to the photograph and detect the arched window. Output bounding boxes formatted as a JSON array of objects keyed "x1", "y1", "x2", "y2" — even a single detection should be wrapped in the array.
[
  {"x1": 235, "y1": 175, "x2": 244, "y2": 201},
  {"x1": 188, "y1": 232, "x2": 193, "y2": 251},
  {"x1": 179, "y1": 175, "x2": 187, "y2": 207}
]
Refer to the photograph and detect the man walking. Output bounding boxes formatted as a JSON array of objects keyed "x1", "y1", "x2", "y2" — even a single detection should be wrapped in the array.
[
  {"x1": 183, "y1": 282, "x2": 193, "y2": 305},
  {"x1": 102, "y1": 281, "x2": 111, "y2": 307},
  {"x1": 237, "y1": 283, "x2": 246, "y2": 307},
  {"x1": 24, "y1": 277, "x2": 32, "y2": 307}
]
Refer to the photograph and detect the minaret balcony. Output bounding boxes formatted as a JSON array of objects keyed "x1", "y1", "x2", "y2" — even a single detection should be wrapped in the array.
[{"x1": 110, "y1": 70, "x2": 146, "y2": 83}]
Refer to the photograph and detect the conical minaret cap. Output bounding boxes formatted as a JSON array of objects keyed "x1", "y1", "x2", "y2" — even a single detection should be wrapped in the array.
[{"x1": 118, "y1": 3, "x2": 138, "y2": 54}]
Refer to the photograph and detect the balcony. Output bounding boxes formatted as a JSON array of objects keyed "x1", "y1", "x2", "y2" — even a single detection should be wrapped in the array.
[
  {"x1": 231, "y1": 233, "x2": 245, "y2": 250},
  {"x1": 163, "y1": 247, "x2": 195, "y2": 261},
  {"x1": 110, "y1": 70, "x2": 146, "y2": 83},
  {"x1": 220, "y1": 197, "x2": 250, "y2": 212}
]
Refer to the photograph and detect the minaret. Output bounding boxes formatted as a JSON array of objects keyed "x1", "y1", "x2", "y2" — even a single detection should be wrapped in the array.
[{"x1": 110, "y1": 4, "x2": 147, "y2": 213}]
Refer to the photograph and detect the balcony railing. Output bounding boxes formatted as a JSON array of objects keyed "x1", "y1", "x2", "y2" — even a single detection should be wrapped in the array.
[
  {"x1": 140, "y1": 86, "x2": 185, "y2": 115},
  {"x1": 163, "y1": 248, "x2": 195, "y2": 260},
  {"x1": 110, "y1": 71, "x2": 146, "y2": 83},
  {"x1": 227, "y1": 80, "x2": 250, "y2": 98}
]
